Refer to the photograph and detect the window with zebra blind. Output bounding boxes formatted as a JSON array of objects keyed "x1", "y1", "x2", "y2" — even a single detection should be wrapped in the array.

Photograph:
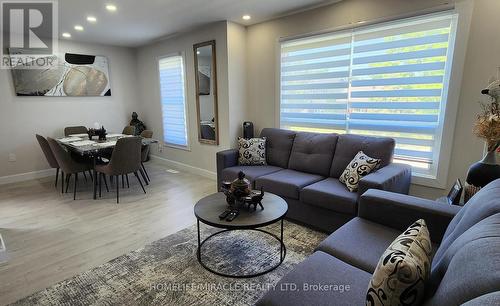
[
  {"x1": 280, "y1": 12, "x2": 459, "y2": 179},
  {"x1": 158, "y1": 54, "x2": 189, "y2": 148}
]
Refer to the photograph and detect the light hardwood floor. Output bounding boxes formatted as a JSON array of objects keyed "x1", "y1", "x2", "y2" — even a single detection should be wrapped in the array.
[{"x1": 0, "y1": 162, "x2": 216, "y2": 305}]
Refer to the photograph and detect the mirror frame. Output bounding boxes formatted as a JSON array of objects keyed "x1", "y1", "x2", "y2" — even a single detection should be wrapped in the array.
[{"x1": 193, "y1": 40, "x2": 219, "y2": 145}]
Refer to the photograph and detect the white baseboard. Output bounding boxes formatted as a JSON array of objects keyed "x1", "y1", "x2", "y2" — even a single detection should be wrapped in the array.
[
  {"x1": 0, "y1": 157, "x2": 217, "y2": 185},
  {"x1": 149, "y1": 155, "x2": 216, "y2": 180},
  {"x1": 0, "y1": 168, "x2": 55, "y2": 186}
]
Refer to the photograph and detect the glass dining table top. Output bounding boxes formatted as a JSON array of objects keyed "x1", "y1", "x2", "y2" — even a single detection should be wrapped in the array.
[{"x1": 56, "y1": 134, "x2": 158, "y2": 155}]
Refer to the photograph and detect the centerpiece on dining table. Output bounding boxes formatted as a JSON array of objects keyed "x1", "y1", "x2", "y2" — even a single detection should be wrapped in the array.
[
  {"x1": 87, "y1": 126, "x2": 107, "y2": 141},
  {"x1": 220, "y1": 171, "x2": 265, "y2": 211}
]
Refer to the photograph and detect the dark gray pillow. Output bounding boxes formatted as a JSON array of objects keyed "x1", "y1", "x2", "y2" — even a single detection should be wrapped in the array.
[
  {"x1": 331, "y1": 134, "x2": 395, "y2": 178},
  {"x1": 288, "y1": 132, "x2": 338, "y2": 176},
  {"x1": 260, "y1": 128, "x2": 296, "y2": 168}
]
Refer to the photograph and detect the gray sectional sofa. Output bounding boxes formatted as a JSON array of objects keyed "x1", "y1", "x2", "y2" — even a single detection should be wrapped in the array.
[
  {"x1": 216, "y1": 128, "x2": 411, "y2": 232},
  {"x1": 257, "y1": 179, "x2": 500, "y2": 306}
]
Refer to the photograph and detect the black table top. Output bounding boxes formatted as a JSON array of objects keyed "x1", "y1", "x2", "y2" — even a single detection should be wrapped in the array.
[{"x1": 194, "y1": 192, "x2": 288, "y2": 229}]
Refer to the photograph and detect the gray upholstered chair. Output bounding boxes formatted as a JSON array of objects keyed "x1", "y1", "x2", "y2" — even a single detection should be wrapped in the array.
[
  {"x1": 122, "y1": 126, "x2": 136, "y2": 135},
  {"x1": 36, "y1": 134, "x2": 60, "y2": 188},
  {"x1": 140, "y1": 129, "x2": 153, "y2": 139},
  {"x1": 95, "y1": 137, "x2": 146, "y2": 203},
  {"x1": 47, "y1": 137, "x2": 92, "y2": 200},
  {"x1": 64, "y1": 126, "x2": 88, "y2": 137},
  {"x1": 140, "y1": 130, "x2": 153, "y2": 182}
]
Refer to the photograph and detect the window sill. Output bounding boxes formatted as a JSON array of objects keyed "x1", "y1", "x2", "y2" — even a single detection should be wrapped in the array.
[
  {"x1": 163, "y1": 143, "x2": 191, "y2": 152},
  {"x1": 411, "y1": 173, "x2": 447, "y2": 190}
]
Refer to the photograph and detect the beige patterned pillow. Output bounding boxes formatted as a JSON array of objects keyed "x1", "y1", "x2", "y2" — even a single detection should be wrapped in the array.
[
  {"x1": 238, "y1": 137, "x2": 267, "y2": 166},
  {"x1": 339, "y1": 151, "x2": 380, "y2": 192},
  {"x1": 366, "y1": 219, "x2": 432, "y2": 306}
]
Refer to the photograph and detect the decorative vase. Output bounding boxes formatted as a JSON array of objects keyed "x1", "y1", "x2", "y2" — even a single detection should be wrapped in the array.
[
  {"x1": 230, "y1": 171, "x2": 251, "y2": 199},
  {"x1": 466, "y1": 150, "x2": 500, "y2": 188}
]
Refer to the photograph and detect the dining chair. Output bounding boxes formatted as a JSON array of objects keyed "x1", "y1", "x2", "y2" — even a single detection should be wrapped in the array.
[
  {"x1": 95, "y1": 137, "x2": 146, "y2": 203},
  {"x1": 122, "y1": 126, "x2": 136, "y2": 135},
  {"x1": 64, "y1": 126, "x2": 88, "y2": 137},
  {"x1": 36, "y1": 134, "x2": 60, "y2": 188},
  {"x1": 47, "y1": 137, "x2": 93, "y2": 200},
  {"x1": 140, "y1": 130, "x2": 153, "y2": 183}
]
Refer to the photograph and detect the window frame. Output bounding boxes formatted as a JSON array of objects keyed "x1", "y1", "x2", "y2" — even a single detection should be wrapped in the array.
[
  {"x1": 275, "y1": 3, "x2": 473, "y2": 189},
  {"x1": 157, "y1": 52, "x2": 191, "y2": 151}
]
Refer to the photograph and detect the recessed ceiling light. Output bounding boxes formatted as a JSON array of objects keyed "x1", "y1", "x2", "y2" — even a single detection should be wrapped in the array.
[
  {"x1": 74, "y1": 25, "x2": 84, "y2": 31},
  {"x1": 196, "y1": 51, "x2": 200, "y2": 55},
  {"x1": 87, "y1": 16, "x2": 97, "y2": 23},
  {"x1": 242, "y1": 15, "x2": 251, "y2": 20},
  {"x1": 106, "y1": 4, "x2": 117, "y2": 12},
  {"x1": 62, "y1": 32, "x2": 71, "y2": 38}
]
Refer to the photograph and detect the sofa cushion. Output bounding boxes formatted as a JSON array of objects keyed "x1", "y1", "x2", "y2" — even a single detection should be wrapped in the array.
[
  {"x1": 288, "y1": 132, "x2": 338, "y2": 176},
  {"x1": 432, "y1": 179, "x2": 500, "y2": 269},
  {"x1": 424, "y1": 231, "x2": 500, "y2": 305},
  {"x1": 221, "y1": 166, "x2": 283, "y2": 187},
  {"x1": 428, "y1": 213, "x2": 500, "y2": 299},
  {"x1": 260, "y1": 128, "x2": 296, "y2": 168},
  {"x1": 255, "y1": 169, "x2": 324, "y2": 200},
  {"x1": 367, "y1": 219, "x2": 432, "y2": 306},
  {"x1": 330, "y1": 134, "x2": 395, "y2": 178},
  {"x1": 461, "y1": 292, "x2": 500, "y2": 306},
  {"x1": 301, "y1": 178, "x2": 358, "y2": 215},
  {"x1": 316, "y1": 218, "x2": 402, "y2": 273},
  {"x1": 256, "y1": 251, "x2": 371, "y2": 306}
]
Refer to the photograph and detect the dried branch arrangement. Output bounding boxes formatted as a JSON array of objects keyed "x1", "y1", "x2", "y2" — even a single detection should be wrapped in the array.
[{"x1": 474, "y1": 102, "x2": 500, "y2": 152}]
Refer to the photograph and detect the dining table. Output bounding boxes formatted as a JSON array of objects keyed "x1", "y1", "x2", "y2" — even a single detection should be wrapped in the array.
[{"x1": 56, "y1": 133, "x2": 158, "y2": 200}]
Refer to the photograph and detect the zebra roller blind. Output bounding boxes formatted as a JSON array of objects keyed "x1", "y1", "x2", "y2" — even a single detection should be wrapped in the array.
[
  {"x1": 280, "y1": 12, "x2": 458, "y2": 175},
  {"x1": 159, "y1": 55, "x2": 188, "y2": 147}
]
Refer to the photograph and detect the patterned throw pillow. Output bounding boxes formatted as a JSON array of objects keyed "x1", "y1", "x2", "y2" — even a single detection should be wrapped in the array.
[
  {"x1": 238, "y1": 137, "x2": 266, "y2": 166},
  {"x1": 339, "y1": 151, "x2": 381, "y2": 192},
  {"x1": 366, "y1": 219, "x2": 432, "y2": 306}
]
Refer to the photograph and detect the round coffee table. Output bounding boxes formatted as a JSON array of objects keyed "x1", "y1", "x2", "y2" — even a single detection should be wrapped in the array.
[{"x1": 194, "y1": 192, "x2": 288, "y2": 278}]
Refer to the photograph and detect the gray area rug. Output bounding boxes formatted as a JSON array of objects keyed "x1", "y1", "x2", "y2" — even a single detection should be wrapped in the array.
[{"x1": 13, "y1": 221, "x2": 326, "y2": 306}]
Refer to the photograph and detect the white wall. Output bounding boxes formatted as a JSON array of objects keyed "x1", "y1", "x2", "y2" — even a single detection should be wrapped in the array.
[
  {"x1": 245, "y1": 0, "x2": 499, "y2": 199},
  {"x1": 0, "y1": 40, "x2": 139, "y2": 180},
  {"x1": 227, "y1": 22, "x2": 248, "y2": 148},
  {"x1": 135, "y1": 21, "x2": 230, "y2": 174}
]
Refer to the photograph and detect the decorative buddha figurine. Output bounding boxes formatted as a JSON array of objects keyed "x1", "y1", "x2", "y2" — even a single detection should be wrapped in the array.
[
  {"x1": 129, "y1": 112, "x2": 146, "y2": 136},
  {"x1": 230, "y1": 171, "x2": 251, "y2": 199}
]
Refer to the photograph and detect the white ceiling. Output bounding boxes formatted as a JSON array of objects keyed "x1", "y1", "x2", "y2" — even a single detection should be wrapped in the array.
[{"x1": 58, "y1": 0, "x2": 341, "y2": 47}]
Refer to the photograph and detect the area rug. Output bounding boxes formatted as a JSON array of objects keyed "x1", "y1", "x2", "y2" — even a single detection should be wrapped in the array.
[{"x1": 12, "y1": 221, "x2": 326, "y2": 306}]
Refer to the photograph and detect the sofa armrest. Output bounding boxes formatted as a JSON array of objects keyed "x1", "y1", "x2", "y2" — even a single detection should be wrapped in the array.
[
  {"x1": 358, "y1": 163, "x2": 411, "y2": 197},
  {"x1": 358, "y1": 189, "x2": 461, "y2": 243},
  {"x1": 216, "y1": 149, "x2": 239, "y2": 187}
]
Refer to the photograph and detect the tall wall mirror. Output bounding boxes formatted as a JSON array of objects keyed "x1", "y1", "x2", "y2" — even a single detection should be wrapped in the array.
[{"x1": 194, "y1": 40, "x2": 219, "y2": 145}]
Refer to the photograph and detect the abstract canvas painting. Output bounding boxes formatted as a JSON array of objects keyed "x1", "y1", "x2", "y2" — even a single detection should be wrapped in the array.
[{"x1": 9, "y1": 50, "x2": 111, "y2": 96}]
